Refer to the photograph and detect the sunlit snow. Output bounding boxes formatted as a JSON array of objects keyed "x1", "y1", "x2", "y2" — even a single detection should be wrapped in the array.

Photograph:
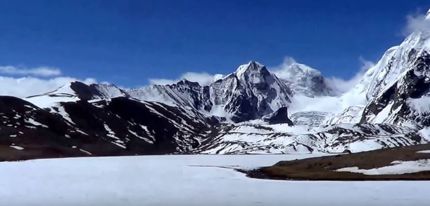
[
  {"x1": 337, "y1": 159, "x2": 430, "y2": 175},
  {"x1": 1, "y1": 155, "x2": 430, "y2": 206}
]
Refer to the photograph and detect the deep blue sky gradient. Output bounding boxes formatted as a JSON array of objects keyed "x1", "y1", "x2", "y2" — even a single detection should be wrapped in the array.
[{"x1": 0, "y1": 0, "x2": 429, "y2": 86}]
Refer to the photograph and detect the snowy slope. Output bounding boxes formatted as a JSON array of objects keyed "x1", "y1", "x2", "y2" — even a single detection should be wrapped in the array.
[
  {"x1": 198, "y1": 123, "x2": 425, "y2": 154},
  {"x1": 359, "y1": 28, "x2": 430, "y2": 127},
  {"x1": 128, "y1": 80, "x2": 212, "y2": 112},
  {"x1": 325, "y1": 9, "x2": 430, "y2": 128},
  {"x1": 26, "y1": 81, "x2": 128, "y2": 108}
]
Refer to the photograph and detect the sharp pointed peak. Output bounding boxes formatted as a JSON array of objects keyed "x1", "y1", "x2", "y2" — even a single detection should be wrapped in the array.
[
  {"x1": 235, "y1": 60, "x2": 267, "y2": 77},
  {"x1": 247, "y1": 60, "x2": 264, "y2": 66}
]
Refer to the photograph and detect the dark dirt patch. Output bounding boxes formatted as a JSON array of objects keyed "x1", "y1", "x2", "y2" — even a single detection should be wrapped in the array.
[{"x1": 247, "y1": 144, "x2": 430, "y2": 180}]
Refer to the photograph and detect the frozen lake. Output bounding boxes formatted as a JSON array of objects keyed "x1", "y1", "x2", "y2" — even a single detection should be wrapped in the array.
[{"x1": 1, "y1": 154, "x2": 429, "y2": 206}]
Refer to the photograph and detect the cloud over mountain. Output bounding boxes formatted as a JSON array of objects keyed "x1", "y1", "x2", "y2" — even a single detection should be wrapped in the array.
[
  {"x1": 0, "y1": 66, "x2": 62, "y2": 77},
  {"x1": 149, "y1": 72, "x2": 224, "y2": 86}
]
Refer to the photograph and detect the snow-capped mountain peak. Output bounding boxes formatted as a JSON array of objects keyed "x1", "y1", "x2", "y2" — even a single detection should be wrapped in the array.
[
  {"x1": 26, "y1": 81, "x2": 128, "y2": 108},
  {"x1": 273, "y1": 60, "x2": 333, "y2": 97},
  {"x1": 329, "y1": 9, "x2": 430, "y2": 128},
  {"x1": 360, "y1": 27, "x2": 430, "y2": 102},
  {"x1": 235, "y1": 61, "x2": 266, "y2": 78},
  {"x1": 128, "y1": 61, "x2": 292, "y2": 122},
  {"x1": 232, "y1": 61, "x2": 278, "y2": 89},
  {"x1": 209, "y1": 61, "x2": 293, "y2": 122}
]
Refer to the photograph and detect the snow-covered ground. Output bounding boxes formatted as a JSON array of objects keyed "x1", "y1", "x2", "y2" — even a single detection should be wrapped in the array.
[
  {"x1": 1, "y1": 155, "x2": 430, "y2": 206},
  {"x1": 337, "y1": 159, "x2": 430, "y2": 175}
]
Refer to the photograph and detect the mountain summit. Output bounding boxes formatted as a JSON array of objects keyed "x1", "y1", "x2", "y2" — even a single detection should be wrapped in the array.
[{"x1": 210, "y1": 61, "x2": 292, "y2": 121}]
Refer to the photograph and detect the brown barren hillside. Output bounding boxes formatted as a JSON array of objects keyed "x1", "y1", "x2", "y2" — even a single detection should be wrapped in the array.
[{"x1": 247, "y1": 144, "x2": 430, "y2": 180}]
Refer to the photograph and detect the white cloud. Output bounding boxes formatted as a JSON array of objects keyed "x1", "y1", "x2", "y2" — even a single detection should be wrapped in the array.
[
  {"x1": 270, "y1": 57, "x2": 323, "y2": 82},
  {"x1": 148, "y1": 78, "x2": 176, "y2": 85},
  {"x1": 0, "y1": 64, "x2": 98, "y2": 98},
  {"x1": 404, "y1": 10, "x2": 430, "y2": 37},
  {"x1": 270, "y1": 57, "x2": 299, "y2": 79},
  {"x1": 273, "y1": 56, "x2": 297, "y2": 70},
  {"x1": 0, "y1": 66, "x2": 62, "y2": 77},
  {"x1": 326, "y1": 57, "x2": 374, "y2": 95},
  {"x1": 289, "y1": 95, "x2": 342, "y2": 114},
  {"x1": 149, "y1": 72, "x2": 224, "y2": 86},
  {"x1": 0, "y1": 76, "x2": 96, "y2": 98}
]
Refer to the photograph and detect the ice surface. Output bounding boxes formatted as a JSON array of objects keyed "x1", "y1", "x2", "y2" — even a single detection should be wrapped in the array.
[{"x1": 1, "y1": 155, "x2": 429, "y2": 206}]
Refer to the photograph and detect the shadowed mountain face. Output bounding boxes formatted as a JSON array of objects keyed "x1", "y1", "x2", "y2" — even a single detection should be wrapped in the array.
[
  {"x1": 0, "y1": 94, "x2": 220, "y2": 160},
  {"x1": 210, "y1": 61, "x2": 292, "y2": 122},
  {"x1": 264, "y1": 107, "x2": 294, "y2": 125},
  {"x1": 128, "y1": 61, "x2": 293, "y2": 123}
]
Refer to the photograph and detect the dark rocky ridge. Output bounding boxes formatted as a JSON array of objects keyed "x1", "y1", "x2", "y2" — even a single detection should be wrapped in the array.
[
  {"x1": 0, "y1": 95, "x2": 220, "y2": 161},
  {"x1": 264, "y1": 107, "x2": 294, "y2": 125}
]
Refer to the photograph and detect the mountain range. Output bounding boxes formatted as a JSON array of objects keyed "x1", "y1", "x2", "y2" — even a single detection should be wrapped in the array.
[{"x1": 1, "y1": 10, "x2": 430, "y2": 160}]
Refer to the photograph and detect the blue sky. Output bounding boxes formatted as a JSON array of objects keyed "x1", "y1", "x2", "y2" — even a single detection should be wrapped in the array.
[{"x1": 0, "y1": 0, "x2": 429, "y2": 87}]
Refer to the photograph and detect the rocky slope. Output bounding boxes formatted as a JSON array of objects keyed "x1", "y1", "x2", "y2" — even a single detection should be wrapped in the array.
[
  {"x1": 129, "y1": 61, "x2": 293, "y2": 122},
  {"x1": 360, "y1": 33, "x2": 430, "y2": 128},
  {"x1": 1, "y1": 83, "x2": 220, "y2": 160},
  {"x1": 197, "y1": 123, "x2": 424, "y2": 154}
]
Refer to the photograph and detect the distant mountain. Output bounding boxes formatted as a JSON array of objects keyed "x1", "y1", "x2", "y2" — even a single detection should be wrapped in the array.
[
  {"x1": 26, "y1": 81, "x2": 128, "y2": 108},
  {"x1": 129, "y1": 61, "x2": 293, "y2": 122},
  {"x1": 2, "y1": 9, "x2": 430, "y2": 160},
  {"x1": 210, "y1": 61, "x2": 292, "y2": 122},
  {"x1": 5, "y1": 91, "x2": 219, "y2": 160}
]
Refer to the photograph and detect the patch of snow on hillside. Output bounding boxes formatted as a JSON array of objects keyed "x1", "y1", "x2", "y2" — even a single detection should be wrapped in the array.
[
  {"x1": 26, "y1": 95, "x2": 80, "y2": 108},
  {"x1": 417, "y1": 150, "x2": 430, "y2": 154},
  {"x1": 103, "y1": 124, "x2": 126, "y2": 149},
  {"x1": 372, "y1": 103, "x2": 393, "y2": 123},
  {"x1": 267, "y1": 124, "x2": 312, "y2": 134},
  {"x1": 56, "y1": 105, "x2": 74, "y2": 124},
  {"x1": 289, "y1": 95, "x2": 341, "y2": 114},
  {"x1": 9, "y1": 145, "x2": 24, "y2": 150},
  {"x1": 347, "y1": 140, "x2": 387, "y2": 153},
  {"x1": 129, "y1": 130, "x2": 154, "y2": 144},
  {"x1": 337, "y1": 159, "x2": 430, "y2": 175},
  {"x1": 25, "y1": 118, "x2": 48, "y2": 128}
]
